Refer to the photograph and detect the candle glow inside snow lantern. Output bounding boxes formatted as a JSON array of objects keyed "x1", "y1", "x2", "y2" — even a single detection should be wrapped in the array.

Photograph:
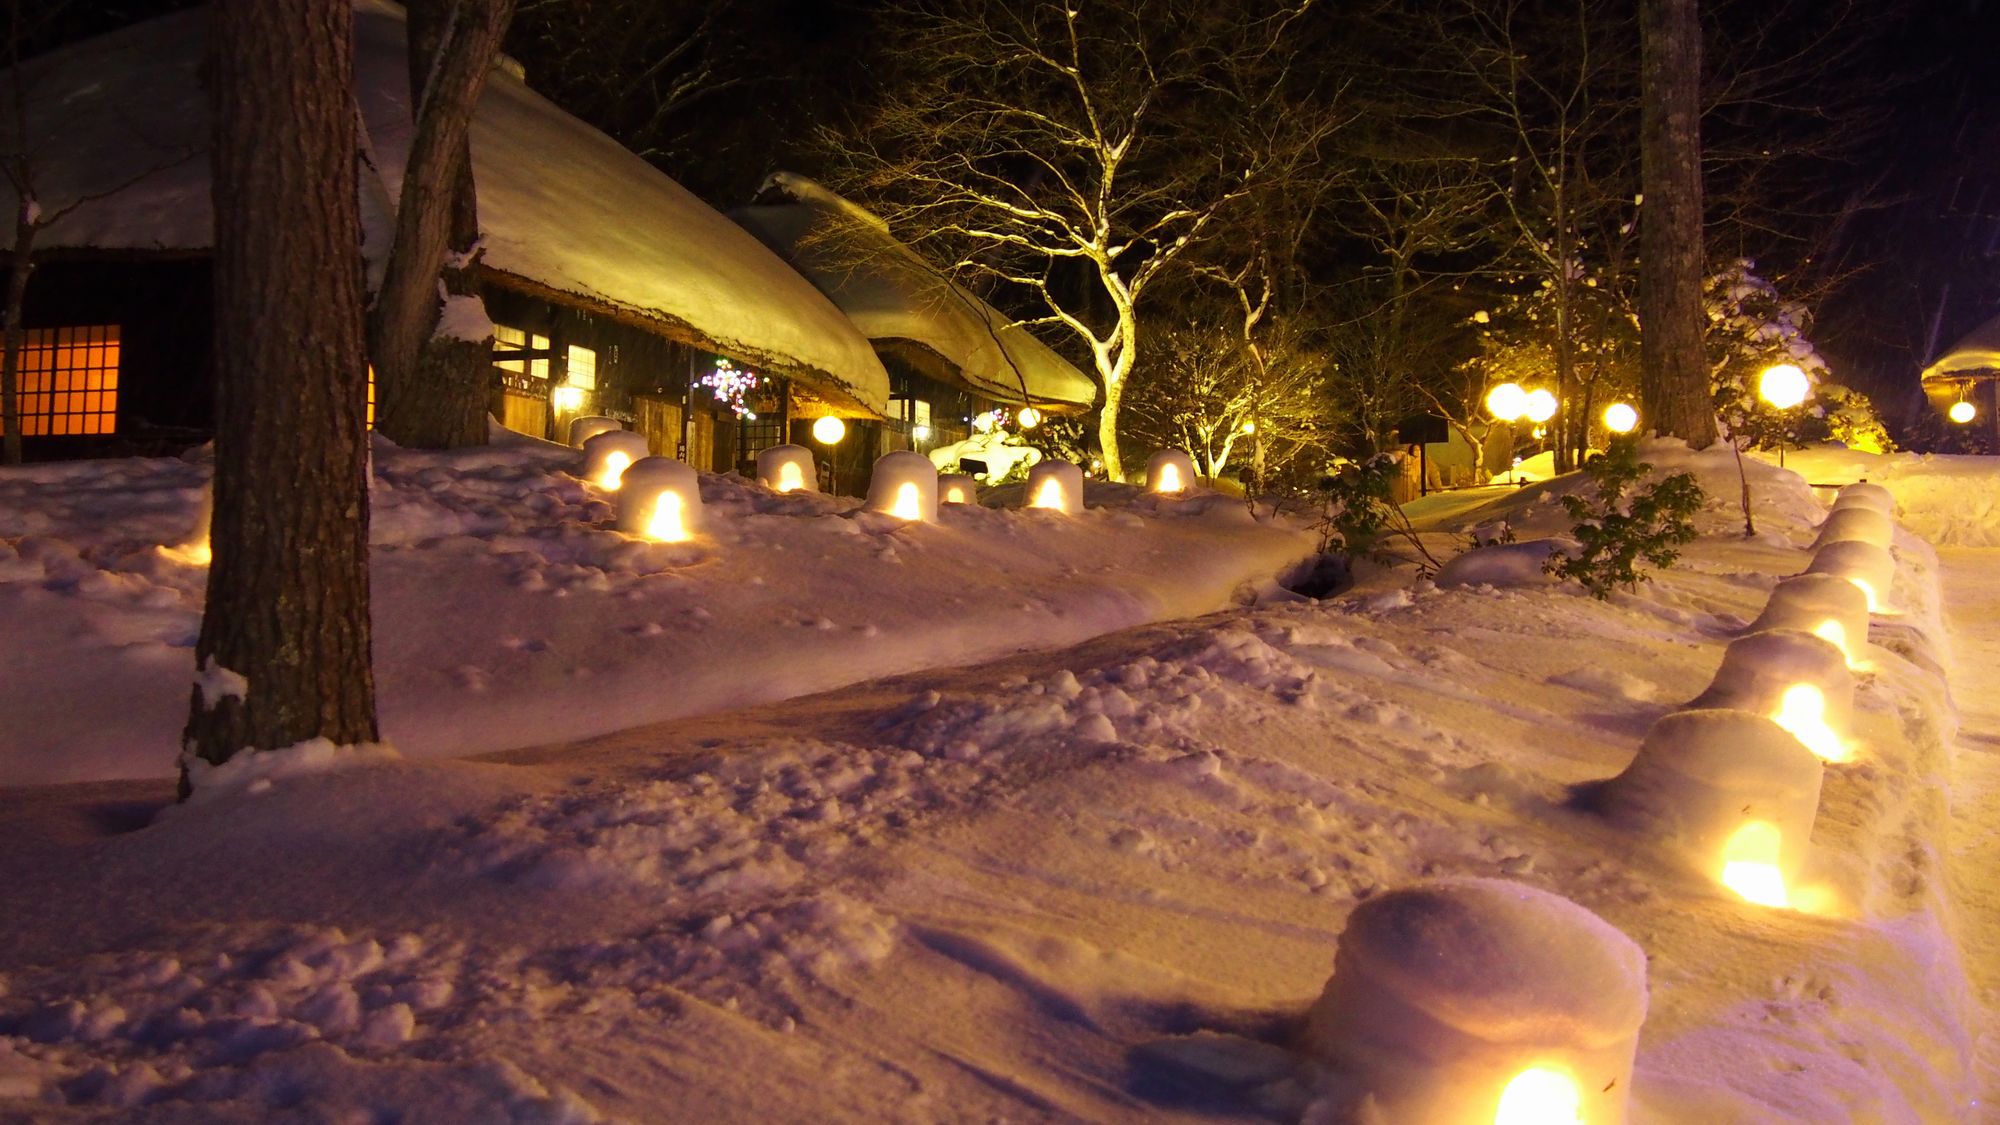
[
  {"x1": 1025, "y1": 460, "x2": 1084, "y2": 514},
  {"x1": 580, "y1": 430, "x2": 651, "y2": 491},
  {"x1": 1812, "y1": 506, "x2": 1894, "y2": 551},
  {"x1": 1598, "y1": 709, "x2": 1824, "y2": 907},
  {"x1": 864, "y1": 450, "x2": 939, "y2": 522},
  {"x1": 1746, "y1": 574, "x2": 1870, "y2": 670},
  {"x1": 1688, "y1": 628, "x2": 1854, "y2": 762},
  {"x1": 1146, "y1": 449, "x2": 1197, "y2": 495},
  {"x1": 756, "y1": 444, "x2": 816, "y2": 494},
  {"x1": 567, "y1": 415, "x2": 622, "y2": 449},
  {"x1": 1304, "y1": 877, "x2": 1647, "y2": 1125},
  {"x1": 163, "y1": 481, "x2": 214, "y2": 566},
  {"x1": 1804, "y1": 539, "x2": 1896, "y2": 613},
  {"x1": 616, "y1": 457, "x2": 701, "y2": 543},
  {"x1": 939, "y1": 473, "x2": 978, "y2": 505}
]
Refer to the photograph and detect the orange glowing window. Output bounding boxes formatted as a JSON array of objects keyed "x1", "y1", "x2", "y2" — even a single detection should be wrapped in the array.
[{"x1": 2, "y1": 325, "x2": 119, "y2": 436}]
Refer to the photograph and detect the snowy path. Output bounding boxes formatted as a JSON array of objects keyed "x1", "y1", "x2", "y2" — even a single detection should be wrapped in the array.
[{"x1": 1938, "y1": 547, "x2": 2000, "y2": 1098}]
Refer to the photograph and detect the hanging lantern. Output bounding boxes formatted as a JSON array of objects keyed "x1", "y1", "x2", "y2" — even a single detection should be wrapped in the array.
[
  {"x1": 1687, "y1": 629, "x2": 1855, "y2": 762},
  {"x1": 756, "y1": 444, "x2": 817, "y2": 494},
  {"x1": 1024, "y1": 460, "x2": 1083, "y2": 514},
  {"x1": 1601, "y1": 403, "x2": 1638, "y2": 434},
  {"x1": 567, "y1": 415, "x2": 621, "y2": 449},
  {"x1": 1804, "y1": 539, "x2": 1896, "y2": 613},
  {"x1": 864, "y1": 450, "x2": 938, "y2": 522},
  {"x1": 1811, "y1": 506, "x2": 1893, "y2": 551},
  {"x1": 938, "y1": 473, "x2": 978, "y2": 505},
  {"x1": 616, "y1": 457, "x2": 701, "y2": 543},
  {"x1": 1597, "y1": 709, "x2": 1824, "y2": 907},
  {"x1": 579, "y1": 430, "x2": 651, "y2": 491},
  {"x1": 1830, "y1": 481, "x2": 1893, "y2": 516},
  {"x1": 1745, "y1": 574, "x2": 1869, "y2": 669},
  {"x1": 812, "y1": 416, "x2": 847, "y2": 445},
  {"x1": 1145, "y1": 449, "x2": 1196, "y2": 495},
  {"x1": 1304, "y1": 878, "x2": 1647, "y2": 1125}
]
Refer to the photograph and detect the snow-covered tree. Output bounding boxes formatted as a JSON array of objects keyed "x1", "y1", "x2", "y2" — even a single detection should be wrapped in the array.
[
  {"x1": 1123, "y1": 311, "x2": 1328, "y2": 483},
  {"x1": 1705, "y1": 259, "x2": 1831, "y2": 450}
]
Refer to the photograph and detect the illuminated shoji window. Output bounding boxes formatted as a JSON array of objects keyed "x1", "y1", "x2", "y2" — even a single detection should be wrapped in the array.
[{"x1": 2, "y1": 325, "x2": 119, "y2": 436}]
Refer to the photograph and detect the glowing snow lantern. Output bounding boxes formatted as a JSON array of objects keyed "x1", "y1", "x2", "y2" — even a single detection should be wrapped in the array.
[
  {"x1": 864, "y1": 450, "x2": 938, "y2": 522},
  {"x1": 1598, "y1": 709, "x2": 1823, "y2": 906},
  {"x1": 756, "y1": 444, "x2": 817, "y2": 494},
  {"x1": 1145, "y1": 449, "x2": 1196, "y2": 495},
  {"x1": 1812, "y1": 506, "x2": 1893, "y2": 551},
  {"x1": 1757, "y1": 363, "x2": 1811, "y2": 410},
  {"x1": 1804, "y1": 539, "x2": 1895, "y2": 613},
  {"x1": 567, "y1": 415, "x2": 622, "y2": 449},
  {"x1": 580, "y1": 430, "x2": 650, "y2": 490},
  {"x1": 811, "y1": 415, "x2": 847, "y2": 445},
  {"x1": 1950, "y1": 399, "x2": 1977, "y2": 425},
  {"x1": 1025, "y1": 460, "x2": 1083, "y2": 514},
  {"x1": 1485, "y1": 382, "x2": 1529, "y2": 421},
  {"x1": 1688, "y1": 629, "x2": 1854, "y2": 762},
  {"x1": 1601, "y1": 402, "x2": 1638, "y2": 435},
  {"x1": 1017, "y1": 405, "x2": 1042, "y2": 429},
  {"x1": 1304, "y1": 878, "x2": 1646, "y2": 1125},
  {"x1": 1746, "y1": 574, "x2": 1869, "y2": 669},
  {"x1": 1522, "y1": 388, "x2": 1559, "y2": 425},
  {"x1": 938, "y1": 473, "x2": 977, "y2": 505},
  {"x1": 162, "y1": 481, "x2": 214, "y2": 566},
  {"x1": 616, "y1": 457, "x2": 700, "y2": 542},
  {"x1": 1831, "y1": 481, "x2": 1894, "y2": 516}
]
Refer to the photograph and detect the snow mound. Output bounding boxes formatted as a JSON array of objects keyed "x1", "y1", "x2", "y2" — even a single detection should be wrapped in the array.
[
  {"x1": 1745, "y1": 574, "x2": 1869, "y2": 659},
  {"x1": 1435, "y1": 540, "x2": 1569, "y2": 590},
  {"x1": 181, "y1": 739, "x2": 402, "y2": 805},
  {"x1": 1803, "y1": 540, "x2": 1896, "y2": 612},
  {"x1": 1833, "y1": 481, "x2": 1895, "y2": 515},
  {"x1": 1813, "y1": 506, "x2": 1894, "y2": 551}
]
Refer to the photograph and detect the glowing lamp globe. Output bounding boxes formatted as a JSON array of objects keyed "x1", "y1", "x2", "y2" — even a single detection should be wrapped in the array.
[
  {"x1": 1950, "y1": 399, "x2": 1977, "y2": 425},
  {"x1": 1746, "y1": 574, "x2": 1870, "y2": 670},
  {"x1": 1688, "y1": 629, "x2": 1855, "y2": 762},
  {"x1": 1831, "y1": 481, "x2": 1894, "y2": 516},
  {"x1": 1485, "y1": 382, "x2": 1529, "y2": 421},
  {"x1": 1757, "y1": 363, "x2": 1811, "y2": 410},
  {"x1": 756, "y1": 444, "x2": 817, "y2": 494},
  {"x1": 938, "y1": 473, "x2": 978, "y2": 505},
  {"x1": 811, "y1": 415, "x2": 847, "y2": 445},
  {"x1": 616, "y1": 457, "x2": 701, "y2": 543},
  {"x1": 1145, "y1": 449, "x2": 1197, "y2": 495},
  {"x1": 1304, "y1": 878, "x2": 1647, "y2": 1125},
  {"x1": 1024, "y1": 460, "x2": 1084, "y2": 515},
  {"x1": 567, "y1": 415, "x2": 622, "y2": 449},
  {"x1": 1522, "y1": 388, "x2": 1559, "y2": 425},
  {"x1": 1803, "y1": 539, "x2": 1896, "y2": 613},
  {"x1": 1601, "y1": 403, "x2": 1638, "y2": 435},
  {"x1": 1597, "y1": 709, "x2": 1824, "y2": 907},
  {"x1": 579, "y1": 430, "x2": 651, "y2": 491},
  {"x1": 1811, "y1": 506, "x2": 1893, "y2": 551},
  {"x1": 1017, "y1": 405, "x2": 1042, "y2": 429},
  {"x1": 864, "y1": 450, "x2": 939, "y2": 522}
]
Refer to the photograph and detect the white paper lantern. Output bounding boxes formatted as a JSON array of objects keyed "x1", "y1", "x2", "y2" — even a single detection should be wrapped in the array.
[
  {"x1": 756, "y1": 444, "x2": 817, "y2": 494},
  {"x1": 864, "y1": 450, "x2": 938, "y2": 522},
  {"x1": 1304, "y1": 878, "x2": 1647, "y2": 1125},
  {"x1": 938, "y1": 473, "x2": 978, "y2": 505},
  {"x1": 1024, "y1": 460, "x2": 1084, "y2": 514},
  {"x1": 1687, "y1": 629, "x2": 1854, "y2": 761},
  {"x1": 1599, "y1": 709, "x2": 1824, "y2": 907},
  {"x1": 1804, "y1": 539, "x2": 1896, "y2": 613},
  {"x1": 1812, "y1": 506, "x2": 1893, "y2": 551},
  {"x1": 579, "y1": 430, "x2": 652, "y2": 491},
  {"x1": 1831, "y1": 481, "x2": 1893, "y2": 515},
  {"x1": 1746, "y1": 574, "x2": 1869, "y2": 668},
  {"x1": 567, "y1": 415, "x2": 622, "y2": 449},
  {"x1": 1145, "y1": 449, "x2": 1197, "y2": 495},
  {"x1": 616, "y1": 457, "x2": 701, "y2": 542}
]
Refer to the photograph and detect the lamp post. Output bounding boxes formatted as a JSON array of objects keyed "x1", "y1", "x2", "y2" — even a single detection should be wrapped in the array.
[
  {"x1": 1485, "y1": 383, "x2": 1558, "y2": 485},
  {"x1": 1757, "y1": 363, "x2": 1811, "y2": 468}
]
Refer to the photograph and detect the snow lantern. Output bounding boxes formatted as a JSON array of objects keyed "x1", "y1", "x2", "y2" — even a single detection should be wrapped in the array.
[
  {"x1": 1688, "y1": 629, "x2": 1854, "y2": 762},
  {"x1": 1304, "y1": 877, "x2": 1647, "y2": 1125},
  {"x1": 1831, "y1": 481, "x2": 1894, "y2": 516},
  {"x1": 1598, "y1": 709, "x2": 1823, "y2": 907},
  {"x1": 616, "y1": 457, "x2": 701, "y2": 542},
  {"x1": 567, "y1": 415, "x2": 622, "y2": 449},
  {"x1": 756, "y1": 444, "x2": 817, "y2": 494},
  {"x1": 1146, "y1": 449, "x2": 1197, "y2": 495},
  {"x1": 163, "y1": 481, "x2": 213, "y2": 566},
  {"x1": 864, "y1": 450, "x2": 938, "y2": 522},
  {"x1": 580, "y1": 430, "x2": 651, "y2": 491},
  {"x1": 939, "y1": 473, "x2": 978, "y2": 505},
  {"x1": 1025, "y1": 460, "x2": 1084, "y2": 514},
  {"x1": 1746, "y1": 574, "x2": 1870, "y2": 669},
  {"x1": 1812, "y1": 506, "x2": 1893, "y2": 551},
  {"x1": 1804, "y1": 539, "x2": 1896, "y2": 613}
]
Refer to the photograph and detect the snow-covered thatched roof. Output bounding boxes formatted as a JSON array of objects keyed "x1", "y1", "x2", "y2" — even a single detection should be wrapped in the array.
[
  {"x1": 732, "y1": 174, "x2": 1098, "y2": 409},
  {"x1": 1922, "y1": 311, "x2": 2000, "y2": 383},
  {"x1": 2, "y1": 1, "x2": 891, "y2": 416}
]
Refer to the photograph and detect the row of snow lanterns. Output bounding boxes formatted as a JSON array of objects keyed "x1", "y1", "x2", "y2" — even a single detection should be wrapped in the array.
[{"x1": 1304, "y1": 483, "x2": 1899, "y2": 1124}]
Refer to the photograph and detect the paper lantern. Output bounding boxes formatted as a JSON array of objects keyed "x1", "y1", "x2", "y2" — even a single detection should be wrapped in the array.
[
  {"x1": 864, "y1": 450, "x2": 938, "y2": 522},
  {"x1": 1017, "y1": 405, "x2": 1042, "y2": 429},
  {"x1": 1304, "y1": 878, "x2": 1647, "y2": 1124},
  {"x1": 579, "y1": 430, "x2": 651, "y2": 491},
  {"x1": 756, "y1": 444, "x2": 816, "y2": 494},
  {"x1": 1831, "y1": 481, "x2": 1893, "y2": 516},
  {"x1": 1745, "y1": 574, "x2": 1869, "y2": 669},
  {"x1": 1688, "y1": 629, "x2": 1854, "y2": 762},
  {"x1": 1598, "y1": 709, "x2": 1824, "y2": 906},
  {"x1": 616, "y1": 457, "x2": 701, "y2": 542},
  {"x1": 1950, "y1": 399, "x2": 1976, "y2": 424},
  {"x1": 1024, "y1": 460, "x2": 1084, "y2": 514},
  {"x1": 1804, "y1": 539, "x2": 1895, "y2": 612},
  {"x1": 1145, "y1": 449, "x2": 1196, "y2": 495},
  {"x1": 812, "y1": 416, "x2": 847, "y2": 445},
  {"x1": 567, "y1": 415, "x2": 622, "y2": 449},
  {"x1": 938, "y1": 473, "x2": 977, "y2": 505}
]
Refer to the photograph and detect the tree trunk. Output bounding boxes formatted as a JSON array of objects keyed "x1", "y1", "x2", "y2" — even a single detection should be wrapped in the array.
[
  {"x1": 184, "y1": 0, "x2": 378, "y2": 785},
  {"x1": 368, "y1": 0, "x2": 512, "y2": 449},
  {"x1": 1638, "y1": 0, "x2": 1718, "y2": 448},
  {"x1": 0, "y1": 207, "x2": 31, "y2": 465}
]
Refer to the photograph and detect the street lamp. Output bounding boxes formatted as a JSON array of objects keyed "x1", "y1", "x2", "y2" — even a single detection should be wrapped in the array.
[
  {"x1": 1757, "y1": 363, "x2": 1812, "y2": 467},
  {"x1": 1951, "y1": 385, "x2": 1976, "y2": 425},
  {"x1": 1603, "y1": 402, "x2": 1639, "y2": 435},
  {"x1": 1522, "y1": 388, "x2": 1558, "y2": 425},
  {"x1": 1485, "y1": 382, "x2": 1528, "y2": 421},
  {"x1": 812, "y1": 415, "x2": 846, "y2": 445}
]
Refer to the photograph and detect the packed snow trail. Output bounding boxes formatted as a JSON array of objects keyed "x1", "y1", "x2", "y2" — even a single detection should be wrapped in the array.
[{"x1": 1938, "y1": 547, "x2": 2000, "y2": 1098}]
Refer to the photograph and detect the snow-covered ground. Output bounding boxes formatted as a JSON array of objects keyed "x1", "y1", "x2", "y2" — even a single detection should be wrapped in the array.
[{"x1": 0, "y1": 439, "x2": 1992, "y2": 1121}]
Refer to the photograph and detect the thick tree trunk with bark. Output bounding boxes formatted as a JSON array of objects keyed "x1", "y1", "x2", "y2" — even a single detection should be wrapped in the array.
[
  {"x1": 184, "y1": 0, "x2": 378, "y2": 783},
  {"x1": 1638, "y1": 0, "x2": 1718, "y2": 448},
  {"x1": 0, "y1": 206, "x2": 30, "y2": 465}
]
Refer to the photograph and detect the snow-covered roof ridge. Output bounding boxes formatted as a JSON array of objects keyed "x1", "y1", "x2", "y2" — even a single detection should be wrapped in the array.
[
  {"x1": 1921, "y1": 310, "x2": 2000, "y2": 382},
  {"x1": 3, "y1": 1, "x2": 891, "y2": 416},
  {"x1": 731, "y1": 174, "x2": 1098, "y2": 409}
]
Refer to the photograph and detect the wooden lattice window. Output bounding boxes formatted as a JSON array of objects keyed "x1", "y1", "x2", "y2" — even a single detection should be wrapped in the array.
[{"x1": 2, "y1": 325, "x2": 119, "y2": 436}]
